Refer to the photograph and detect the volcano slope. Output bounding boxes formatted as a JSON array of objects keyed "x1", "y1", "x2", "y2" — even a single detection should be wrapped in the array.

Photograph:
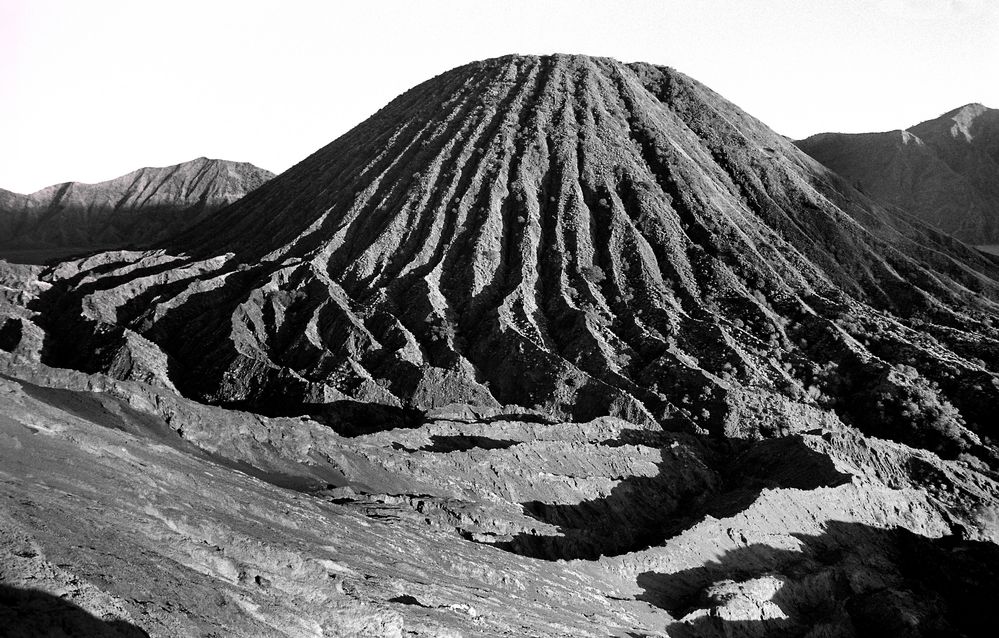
[
  {"x1": 0, "y1": 157, "x2": 274, "y2": 263},
  {"x1": 797, "y1": 104, "x2": 999, "y2": 244},
  {"x1": 19, "y1": 54, "x2": 999, "y2": 464}
]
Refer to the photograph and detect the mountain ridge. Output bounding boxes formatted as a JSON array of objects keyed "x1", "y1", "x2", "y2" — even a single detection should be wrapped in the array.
[
  {"x1": 797, "y1": 103, "x2": 999, "y2": 243},
  {"x1": 0, "y1": 157, "x2": 274, "y2": 262}
]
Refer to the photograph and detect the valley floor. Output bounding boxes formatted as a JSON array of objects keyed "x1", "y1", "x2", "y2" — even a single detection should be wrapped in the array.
[{"x1": 2, "y1": 353, "x2": 997, "y2": 637}]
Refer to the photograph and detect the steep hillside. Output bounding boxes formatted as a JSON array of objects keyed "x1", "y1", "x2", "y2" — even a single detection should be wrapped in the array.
[
  {"x1": 0, "y1": 158, "x2": 274, "y2": 263},
  {"x1": 798, "y1": 104, "x2": 999, "y2": 244},
  {"x1": 14, "y1": 54, "x2": 999, "y2": 463}
]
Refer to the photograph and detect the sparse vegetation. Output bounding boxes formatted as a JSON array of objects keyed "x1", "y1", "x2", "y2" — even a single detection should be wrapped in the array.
[{"x1": 581, "y1": 265, "x2": 606, "y2": 284}]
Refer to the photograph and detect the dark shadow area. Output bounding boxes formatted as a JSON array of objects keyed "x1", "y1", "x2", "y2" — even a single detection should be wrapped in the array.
[
  {"x1": 0, "y1": 317, "x2": 22, "y2": 352},
  {"x1": 0, "y1": 193, "x2": 231, "y2": 265},
  {"x1": 480, "y1": 413, "x2": 557, "y2": 424},
  {"x1": 426, "y1": 412, "x2": 559, "y2": 425},
  {"x1": 488, "y1": 434, "x2": 851, "y2": 561},
  {"x1": 204, "y1": 453, "x2": 348, "y2": 493},
  {"x1": 215, "y1": 397, "x2": 428, "y2": 438},
  {"x1": 636, "y1": 520, "x2": 999, "y2": 638},
  {"x1": 391, "y1": 442, "x2": 417, "y2": 453},
  {"x1": 387, "y1": 594, "x2": 430, "y2": 607},
  {"x1": 306, "y1": 400, "x2": 426, "y2": 437},
  {"x1": 0, "y1": 245, "x2": 111, "y2": 266},
  {"x1": 418, "y1": 434, "x2": 520, "y2": 453},
  {"x1": 0, "y1": 584, "x2": 150, "y2": 637},
  {"x1": 597, "y1": 428, "x2": 676, "y2": 448}
]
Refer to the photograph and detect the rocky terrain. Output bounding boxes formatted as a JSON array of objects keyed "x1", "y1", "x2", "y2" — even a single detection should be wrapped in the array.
[
  {"x1": 1, "y1": 54, "x2": 998, "y2": 636},
  {"x1": 797, "y1": 103, "x2": 999, "y2": 244},
  {"x1": 1, "y1": 336, "x2": 997, "y2": 636},
  {"x1": 0, "y1": 158, "x2": 274, "y2": 264}
]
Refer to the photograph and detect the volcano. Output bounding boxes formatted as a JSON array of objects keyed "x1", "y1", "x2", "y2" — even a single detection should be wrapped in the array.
[{"x1": 18, "y1": 54, "x2": 999, "y2": 460}]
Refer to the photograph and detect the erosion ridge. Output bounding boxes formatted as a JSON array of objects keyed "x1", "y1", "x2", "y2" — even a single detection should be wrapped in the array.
[
  {"x1": 15, "y1": 54, "x2": 999, "y2": 464},
  {"x1": 797, "y1": 103, "x2": 999, "y2": 244},
  {"x1": 0, "y1": 157, "x2": 274, "y2": 263}
]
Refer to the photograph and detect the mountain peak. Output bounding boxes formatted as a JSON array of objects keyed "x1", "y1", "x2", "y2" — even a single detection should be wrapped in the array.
[
  {"x1": 944, "y1": 103, "x2": 991, "y2": 142},
  {"x1": 947, "y1": 102, "x2": 989, "y2": 118},
  {"x1": 167, "y1": 54, "x2": 779, "y2": 263},
  {"x1": 911, "y1": 102, "x2": 995, "y2": 143}
]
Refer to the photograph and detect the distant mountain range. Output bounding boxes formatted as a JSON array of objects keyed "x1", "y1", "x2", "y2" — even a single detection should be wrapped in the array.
[
  {"x1": 797, "y1": 103, "x2": 999, "y2": 245},
  {"x1": 0, "y1": 157, "x2": 274, "y2": 263}
]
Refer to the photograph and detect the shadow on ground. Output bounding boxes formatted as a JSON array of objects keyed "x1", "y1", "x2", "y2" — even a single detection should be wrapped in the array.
[
  {"x1": 490, "y1": 434, "x2": 851, "y2": 560},
  {"x1": 0, "y1": 584, "x2": 150, "y2": 637},
  {"x1": 418, "y1": 434, "x2": 520, "y2": 453},
  {"x1": 304, "y1": 400, "x2": 426, "y2": 437},
  {"x1": 636, "y1": 520, "x2": 999, "y2": 637}
]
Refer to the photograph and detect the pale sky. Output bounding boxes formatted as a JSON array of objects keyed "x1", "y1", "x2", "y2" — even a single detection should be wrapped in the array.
[{"x1": 1, "y1": 0, "x2": 997, "y2": 193}]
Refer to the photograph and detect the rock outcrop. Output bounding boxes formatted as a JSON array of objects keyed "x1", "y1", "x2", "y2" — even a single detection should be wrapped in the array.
[
  {"x1": 797, "y1": 103, "x2": 999, "y2": 244},
  {"x1": 0, "y1": 157, "x2": 274, "y2": 263}
]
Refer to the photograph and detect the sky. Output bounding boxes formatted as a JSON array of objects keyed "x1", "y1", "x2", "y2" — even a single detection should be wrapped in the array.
[{"x1": 1, "y1": 0, "x2": 997, "y2": 193}]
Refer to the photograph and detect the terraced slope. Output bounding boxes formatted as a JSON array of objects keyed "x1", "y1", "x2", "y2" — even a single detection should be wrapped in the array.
[
  {"x1": 798, "y1": 103, "x2": 999, "y2": 244},
  {"x1": 17, "y1": 54, "x2": 999, "y2": 464},
  {"x1": 0, "y1": 157, "x2": 274, "y2": 262}
]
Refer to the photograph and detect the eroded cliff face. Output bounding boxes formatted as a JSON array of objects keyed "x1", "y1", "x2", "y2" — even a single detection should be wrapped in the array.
[
  {"x1": 0, "y1": 158, "x2": 274, "y2": 263},
  {"x1": 20, "y1": 55, "x2": 999, "y2": 465},
  {"x1": 798, "y1": 104, "x2": 999, "y2": 244}
]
